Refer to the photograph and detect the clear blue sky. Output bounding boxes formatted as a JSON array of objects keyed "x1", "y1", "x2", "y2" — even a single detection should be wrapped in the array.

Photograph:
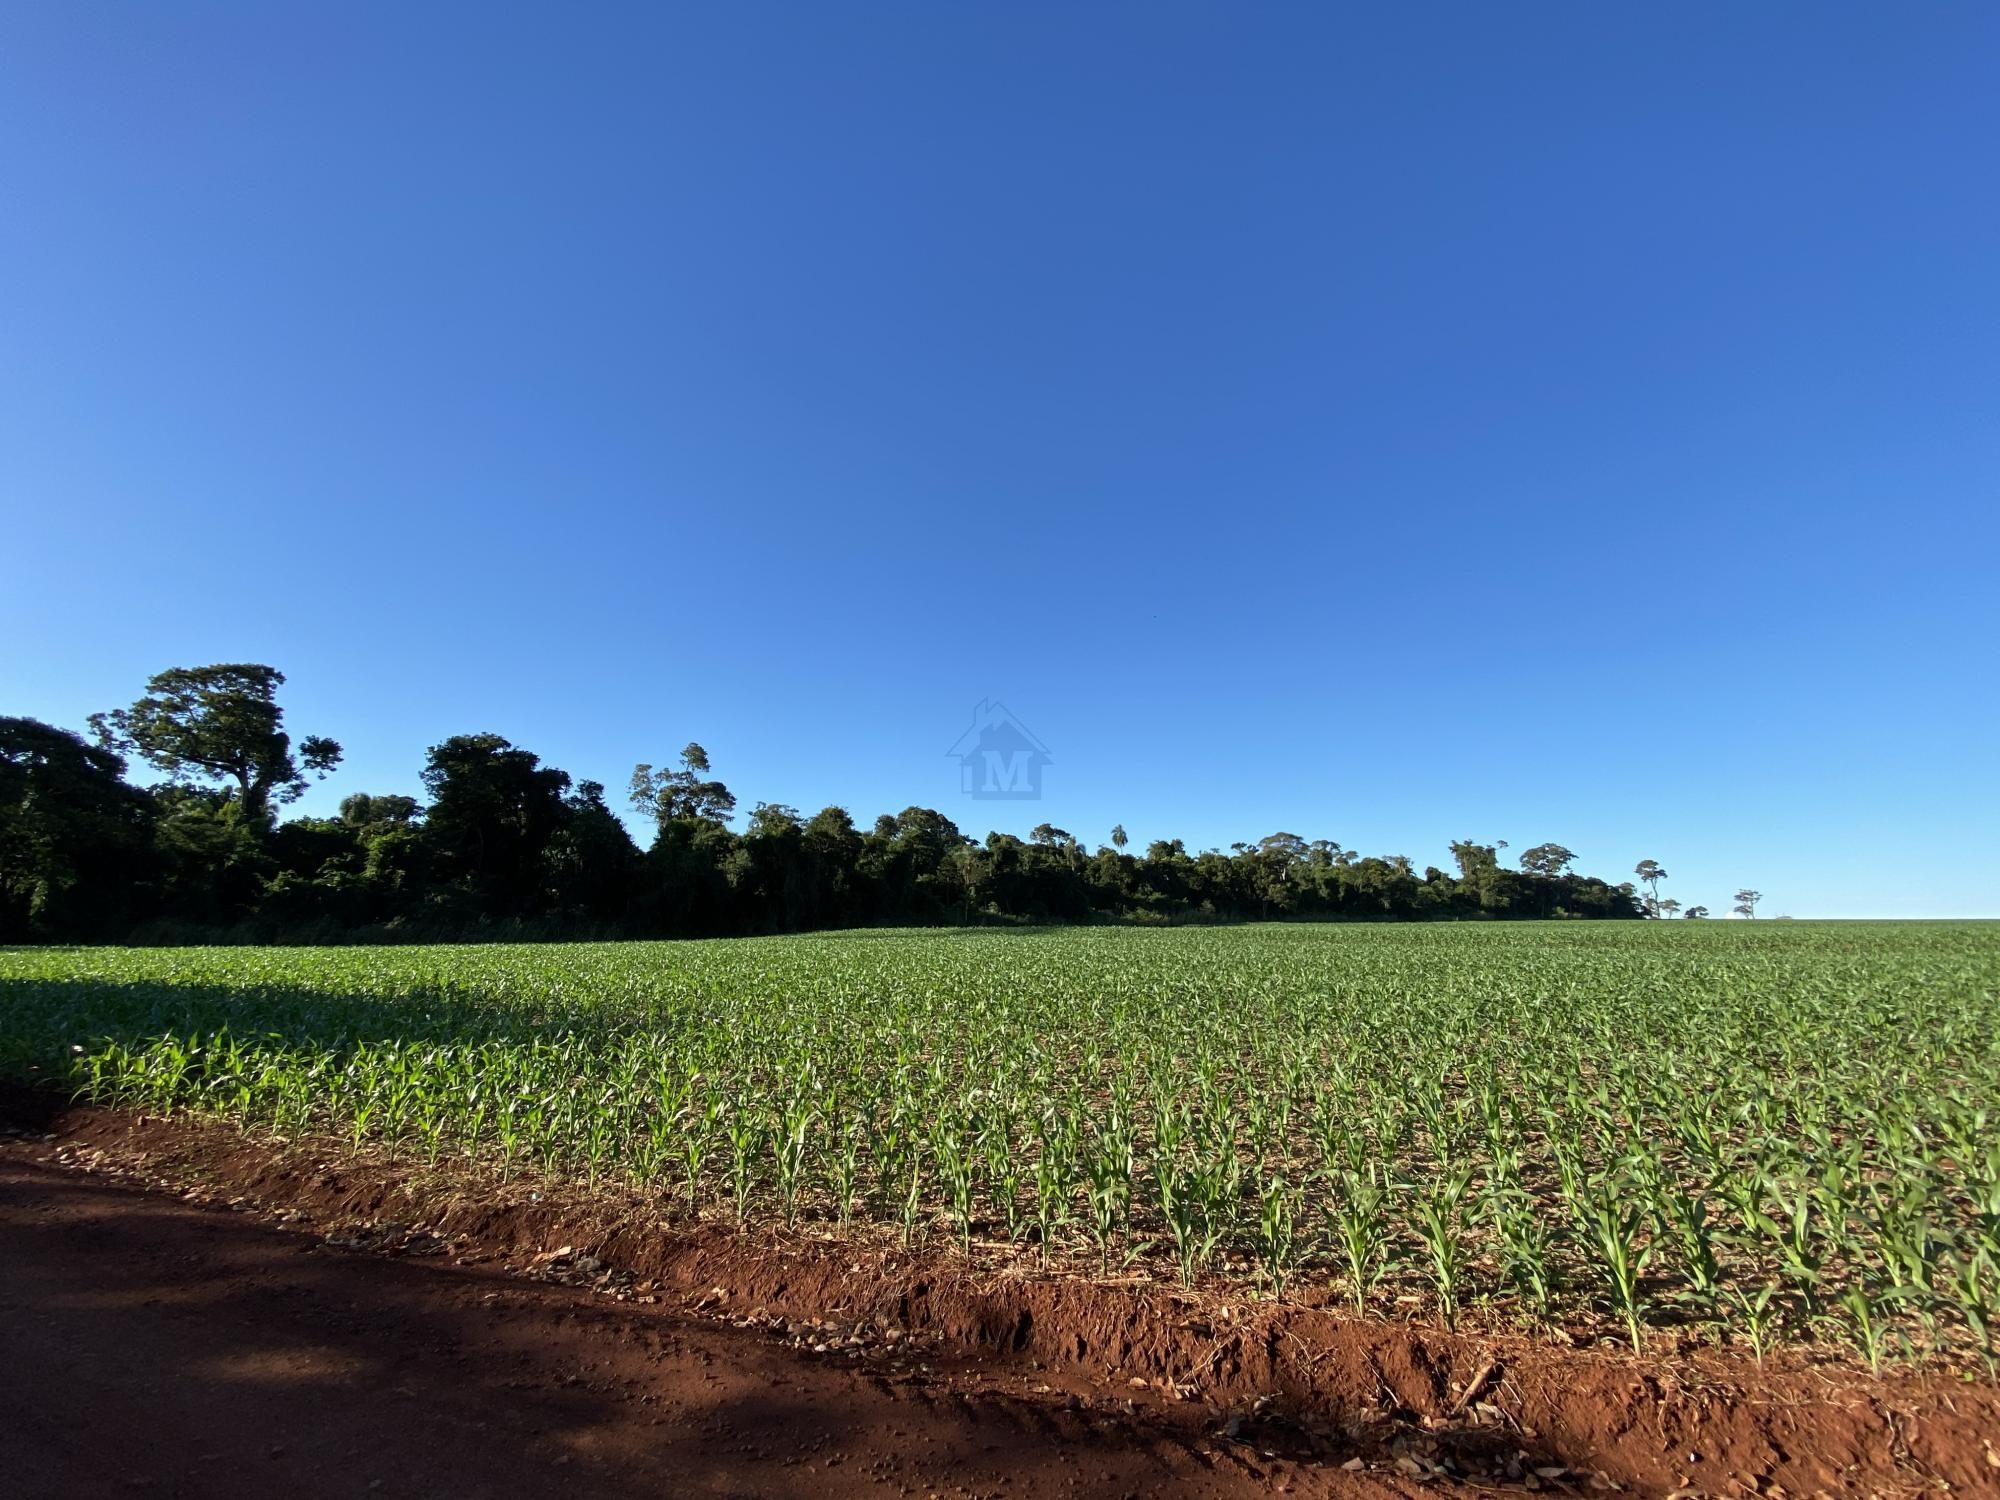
[{"x1": 4, "y1": 4, "x2": 1997, "y2": 918}]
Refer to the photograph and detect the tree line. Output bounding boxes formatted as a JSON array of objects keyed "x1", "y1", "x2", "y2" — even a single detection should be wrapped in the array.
[{"x1": 1, "y1": 662, "x2": 1744, "y2": 944}]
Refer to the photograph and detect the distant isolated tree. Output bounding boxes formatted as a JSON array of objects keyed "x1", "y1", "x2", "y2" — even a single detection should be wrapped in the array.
[
  {"x1": 1633, "y1": 858, "x2": 1667, "y2": 915},
  {"x1": 1519, "y1": 843, "x2": 1577, "y2": 879},
  {"x1": 1733, "y1": 888, "x2": 1762, "y2": 919},
  {"x1": 1111, "y1": 823, "x2": 1128, "y2": 851},
  {"x1": 90, "y1": 663, "x2": 341, "y2": 823},
  {"x1": 1659, "y1": 898, "x2": 1681, "y2": 919},
  {"x1": 1683, "y1": 905, "x2": 1709, "y2": 919}
]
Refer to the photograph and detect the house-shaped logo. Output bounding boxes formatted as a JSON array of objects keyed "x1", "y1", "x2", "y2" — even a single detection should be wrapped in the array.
[{"x1": 946, "y1": 700, "x2": 1052, "y2": 801}]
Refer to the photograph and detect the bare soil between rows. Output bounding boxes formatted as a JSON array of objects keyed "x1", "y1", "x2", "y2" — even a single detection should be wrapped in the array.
[{"x1": 2, "y1": 1097, "x2": 1995, "y2": 1499}]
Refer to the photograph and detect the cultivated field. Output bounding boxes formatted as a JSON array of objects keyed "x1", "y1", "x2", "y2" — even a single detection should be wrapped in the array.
[{"x1": 5, "y1": 922, "x2": 1997, "y2": 1374}]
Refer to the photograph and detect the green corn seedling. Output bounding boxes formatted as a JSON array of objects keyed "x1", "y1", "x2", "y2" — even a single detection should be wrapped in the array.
[
  {"x1": 1571, "y1": 1171, "x2": 1655, "y2": 1354},
  {"x1": 1409, "y1": 1163, "x2": 1477, "y2": 1330},
  {"x1": 1254, "y1": 1173, "x2": 1300, "y2": 1300},
  {"x1": 1327, "y1": 1165, "x2": 1391, "y2": 1318}
]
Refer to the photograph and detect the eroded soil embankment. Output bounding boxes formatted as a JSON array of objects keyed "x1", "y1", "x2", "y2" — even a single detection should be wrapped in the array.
[{"x1": 5, "y1": 1101, "x2": 1997, "y2": 1499}]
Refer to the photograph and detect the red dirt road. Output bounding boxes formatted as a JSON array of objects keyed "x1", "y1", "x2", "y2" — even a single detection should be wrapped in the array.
[{"x1": 0, "y1": 1144, "x2": 1407, "y2": 1500}]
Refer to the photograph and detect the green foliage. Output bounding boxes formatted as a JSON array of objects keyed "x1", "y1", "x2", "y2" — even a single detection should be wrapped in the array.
[
  {"x1": 629, "y1": 743, "x2": 737, "y2": 830},
  {"x1": 419, "y1": 733, "x2": 578, "y2": 920},
  {"x1": 20, "y1": 661, "x2": 1669, "y2": 939},
  {"x1": 1409, "y1": 1163, "x2": 1478, "y2": 1328},
  {"x1": 7, "y1": 906, "x2": 1995, "y2": 1370},
  {"x1": 1568, "y1": 1169, "x2": 1656, "y2": 1353},
  {"x1": 89, "y1": 663, "x2": 340, "y2": 822},
  {"x1": 0, "y1": 717, "x2": 154, "y2": 939}
]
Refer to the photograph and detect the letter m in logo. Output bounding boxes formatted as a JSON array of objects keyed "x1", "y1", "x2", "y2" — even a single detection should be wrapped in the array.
[{"x1": 981, "y1": 748, "x2": 1034, "y2": 794}]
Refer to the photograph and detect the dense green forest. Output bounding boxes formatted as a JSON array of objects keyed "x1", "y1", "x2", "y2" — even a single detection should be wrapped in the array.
[{"x1": 1, "y1": 663, "x2": 1671, "y2": 943}]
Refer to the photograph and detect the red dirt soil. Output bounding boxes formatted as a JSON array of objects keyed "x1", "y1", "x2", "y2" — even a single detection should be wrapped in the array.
[{"x1": 2, "y1": 1104, "x2": 1995, "y2": 1500}]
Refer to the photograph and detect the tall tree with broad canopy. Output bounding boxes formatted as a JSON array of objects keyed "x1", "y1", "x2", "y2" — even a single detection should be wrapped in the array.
[
  {"x1": 1518, "y1": 842, "x2": 1579, "y2": 918},
  {"x1": 90, "y1": 664, "x2": 341, "y2": 823},
  {"x1": 1519, "y1": 843, "x2": 1577, "y2": 879}
]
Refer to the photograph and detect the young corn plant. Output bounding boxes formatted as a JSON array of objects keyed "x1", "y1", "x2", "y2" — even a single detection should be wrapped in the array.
[
  {"x1": 349, "y1": 1094, "x2": 378, "y2": 1155},
  {"x1": 681, "y1": 1095, "x2": 722, "y2": 1210},
  {"x1": 1254, "y1": 1172, "x2": 1300, "y2": 1301},
  {"x1": 1032, "y1": 1112, "x2": 1077, "y2": 1262},
  {"x1": 1409, "y1": 1072, "x2": 1450, "y2": 1165},
  {"x1": 897, "y1": 1134, "x2": 928, "y2": 1246},
  {"x1": 493, "y1": 1097, "x2": 524, "y2": 1182},
  {"x1": 982, "y1": 1107, "x2": 1027, "y2": 1243},
  {"x1": 1571, "y1": 1170, "x2": 1655, "y2": 1354},
  {"x1": 577, "y1": 1088, "x2": 618, "y2": 1186},
  {"x1": 1863, "y1": 1180, "x2": 1945, "y2": 1352},
  {"x1": 1765, "y1": 1172, "x2": 1828, "y2": 1318},
  {"x1": 773, "y1": 1094, "x2": 814, "y2": 1226},
  {"x1": 1244, "y1": 1086, "x2": 1278, "y2": 1177},
  {"x1": 1648, "y1": 1174, "x2": 1725, "y2": 1310},
  {"x1": 1156, "y1": 1157, "x2": 1207, "y2": 1288},
  {"x1": 1082, "y1": 1113, "x2": 1134, "y2": 1274},
  {"x1": 867, "y1": 1107, "x2": 911, "y2": 1218},
  {"x1": 866, "y1": 1095, "x2": 929, "y2": 1246},
  {"x1": 1725, "y1": 1279, "x2": 1785, "y2": 1366},
  {"x1": 643, "y1": 1070, "x2": 695, "y2": 1189},
  {"x1": 415, "y1": 1091, "x2": 451, "y2": 1167},
  {"x1": 1326, "y1": 1165, "x2": 1391, "y2": 1317},
  {"x1": 1185, "y1": 1143, "x2": 1241, "y2": 1277},
  {"x1": 1408, "y1": 1163, "x2": 1477, "y2": 1330},
  {"x1": 828, "y1": 1111, "x2": 864, "y2": 1226},
  {"x1": 725, "y1": 1105, "x2": 765, "y2": 1226},
  {"x1": 1487, "y1": 1188, "x2": 1559, "y2": 1324},
  {"x1": 1151, "y1": 1140, "x2": 1228, "y2": 1290},
  {"x1": 1310, "y1": 1086, "x2": 1351, "y2": 1180},
  {"x1": 460, "y1": 1087, "x2": 490, "y2": 1168},
  {"x1": 1838, "y1": 1278, "x2": 1897, "y2": 1375},
  {"x1": 1944, "y1": 1249, "x2": 1996, "y2": 1378},
  {"x1": 933, "y1": 1117, "x2": 979, "y2": 1257},
  {"x1": 537, "y1": 1087, "x2": 574, "y2": 1175}
]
